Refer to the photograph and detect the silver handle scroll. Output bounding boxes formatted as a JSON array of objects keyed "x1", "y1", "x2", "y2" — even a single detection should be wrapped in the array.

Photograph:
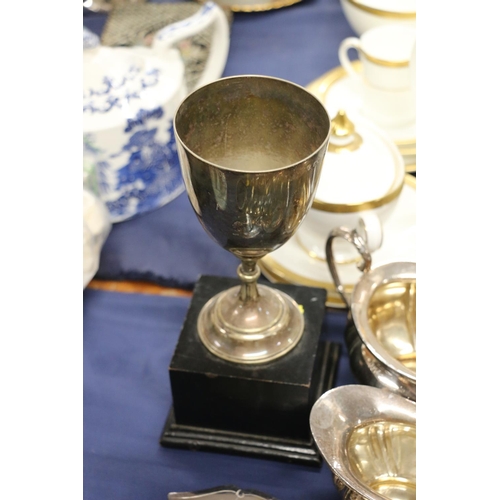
[{"x1": 325, "y1": 226, "x2": 372, "y2": 307}]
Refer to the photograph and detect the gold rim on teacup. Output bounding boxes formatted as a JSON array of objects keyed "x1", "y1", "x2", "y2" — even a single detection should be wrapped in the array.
[
  {"x1": 359, "y1": 50, "x2": 410, "y2": 68},
  {"x1": 346, "y1": 0, "x2": 416, "y2": 19}
]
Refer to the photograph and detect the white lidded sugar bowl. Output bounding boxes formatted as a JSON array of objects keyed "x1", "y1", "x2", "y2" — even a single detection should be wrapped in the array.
[
  {"x1": 296, "y1": 109, "x2": 405, "y2": 265},
  {"x1": 83, "y1": 2, "x2": 230, "y2": 222}
]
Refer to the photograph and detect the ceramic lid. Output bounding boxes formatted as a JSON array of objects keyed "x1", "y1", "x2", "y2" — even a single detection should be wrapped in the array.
[
  {"x1": 83, "y1": 38, "x2": 185, "y2": 132},
  {"x1": 313, "y1": 110, "x2": 404, "y2": 211}
]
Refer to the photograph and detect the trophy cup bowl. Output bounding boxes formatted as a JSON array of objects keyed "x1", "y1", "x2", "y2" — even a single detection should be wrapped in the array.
[{"x1": 174, "y1": 75, "x2": 331, "y2": 364}]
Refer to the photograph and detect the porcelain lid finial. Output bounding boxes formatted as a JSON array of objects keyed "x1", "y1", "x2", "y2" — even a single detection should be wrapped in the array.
[
  {"x1": 330, "y1": 109, "x2": 355, "y2": 138},
  {"x1": 328, "y1": 109, "x2": 362, "y2": 152}
]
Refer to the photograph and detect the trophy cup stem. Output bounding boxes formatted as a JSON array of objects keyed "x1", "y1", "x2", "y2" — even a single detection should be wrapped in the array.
[{"x1": 237, "y1": 258, "x2": 260, "y2": 302}]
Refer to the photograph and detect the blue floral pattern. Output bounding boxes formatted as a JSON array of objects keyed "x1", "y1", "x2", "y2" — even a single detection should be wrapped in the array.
[
  {"x1": 83, "y1": 66, "x2": 162, "y2": 114},
  {"x1": 85, "y1": 106, "x2": 184, "y2": 221},
  {"x1": 82, "y1": 2, "x2": 223, "y2": 221}
]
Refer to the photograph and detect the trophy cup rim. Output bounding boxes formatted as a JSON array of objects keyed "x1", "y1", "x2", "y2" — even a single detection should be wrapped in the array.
[{"x1": 173, "y1": 74, "x2": 332, "y2": 174}]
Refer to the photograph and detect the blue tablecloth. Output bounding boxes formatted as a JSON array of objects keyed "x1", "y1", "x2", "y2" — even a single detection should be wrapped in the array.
[
  {"x1": 84, "y1": 0, "x2": 356, "y2": 289},
  {"x1": 84, "y1": 4, "x2": 357, "y2": 498},
  {"x1": 83, "y1": 288, "x2": 355, "y2": 500}
]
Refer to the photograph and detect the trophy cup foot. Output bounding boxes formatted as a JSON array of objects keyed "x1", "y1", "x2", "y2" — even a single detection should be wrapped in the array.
[{"x1": 198, "y1": 284, "x2": 304, "y2": 364}]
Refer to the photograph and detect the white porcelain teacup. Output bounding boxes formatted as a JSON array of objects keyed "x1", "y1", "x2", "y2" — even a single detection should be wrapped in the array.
[{"x1": 339, "y1": 24, "x2": 416, "y2": 128}]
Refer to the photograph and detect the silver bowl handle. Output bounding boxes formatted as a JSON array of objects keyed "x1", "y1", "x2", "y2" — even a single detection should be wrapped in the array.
[{"x1": 325, "y1": 225, "x2": 372, "y2": 308}]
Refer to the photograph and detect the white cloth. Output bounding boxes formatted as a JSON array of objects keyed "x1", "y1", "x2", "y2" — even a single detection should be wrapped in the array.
[{"x1": 83, "y1": 188, "x2": 111, "y2": 288}]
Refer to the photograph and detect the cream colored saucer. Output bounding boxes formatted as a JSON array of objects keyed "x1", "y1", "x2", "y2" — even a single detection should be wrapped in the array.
[
  {"x1": 306, "y1": 62, "x2": 416, "y2": 173},
  {"x1": 259, "y1": 175, "x2": 416, "y2": 308}
]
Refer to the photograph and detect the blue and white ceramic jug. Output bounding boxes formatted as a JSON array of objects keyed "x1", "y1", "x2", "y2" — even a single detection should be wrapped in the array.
[{"x1": 83, "y1": 2, "x2": 230, "y2": 222}]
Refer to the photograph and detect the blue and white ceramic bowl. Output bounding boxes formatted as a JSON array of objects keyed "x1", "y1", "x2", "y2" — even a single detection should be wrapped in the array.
[{"x1": 83, "y1": 2, "x2": 229, "y2": 222}]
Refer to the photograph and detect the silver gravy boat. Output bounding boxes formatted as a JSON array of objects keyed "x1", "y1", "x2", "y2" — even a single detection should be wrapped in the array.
[{"x1": 310, "y1": 385, "x2": 416, "y2": 500}]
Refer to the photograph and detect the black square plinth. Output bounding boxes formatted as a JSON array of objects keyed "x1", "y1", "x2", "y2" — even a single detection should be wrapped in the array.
[{"x1": 160, "y1": 275, "x2": 340, "y2": 467}]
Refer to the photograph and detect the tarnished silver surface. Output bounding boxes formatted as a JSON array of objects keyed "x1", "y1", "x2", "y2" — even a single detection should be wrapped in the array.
[
  {"x1": 310, "y1": 385, "x2": 416, "y2": 500},
  {"x1": 168, "y1": 485, "x2": 278, "y2": 499},
  {"x1": 175, "y1": 75, "x2": 331, "y2": 363},
  {"x1": 326, "y1": 228, "x2": 416, "y2": 399}
]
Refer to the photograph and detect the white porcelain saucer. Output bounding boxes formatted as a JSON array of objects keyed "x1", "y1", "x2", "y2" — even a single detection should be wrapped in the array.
[
  {"x1": 306, "y1": 62, "x2": 416, "y2": 172},
  {"x1": 259, "y1": 175, "x2": 416, "y2": 308}
]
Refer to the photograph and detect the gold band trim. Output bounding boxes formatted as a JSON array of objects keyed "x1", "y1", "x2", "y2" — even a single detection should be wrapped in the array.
[
  {"x1": 404, "y1": 173, "x2": 416, "y2": 189},
  {"x1": 346, "y1": 0, "x2": 416, "y2": 18},
  {"x1": 399, "y1": 144, "x2": 416, "y2": 156},
  {"x1": 312, "y1": 177, "x2": 403, "y2": 212},
  {"x1": 312, "y1": 147, "x2": 404, "y2": 213},
  {"x1": 305, "y1": 61, "x2": 416, "y2": 151},
  {"x1": 362, "y1": 50, "x2": 409, "y2": 68}
]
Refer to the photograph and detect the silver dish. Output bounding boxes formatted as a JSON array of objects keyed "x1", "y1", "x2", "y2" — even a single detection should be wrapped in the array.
[
  {"x1": 169, "y1": 486, "x2": 278, "y2": 499},
  {"x1": 310, "y1": 385, "x2": 416, "y2": 500}
]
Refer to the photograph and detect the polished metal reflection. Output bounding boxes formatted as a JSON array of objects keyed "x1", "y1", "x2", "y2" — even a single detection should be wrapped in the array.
[
  {"x1": 175, "y1": 75, "x2": 331, "y2": 363},
  {"x1": 168, "y1": 486, "x2": 277, "y2": 499},
  {"x1": 326, "y1": 227, "x2": 416, "y2": 400},
  {"x1": 367, "y1": 281, "x2": 416, "y2": 372},
  {"x1": 351, "y1": 262, "x2": 416, "y2": 400},
  {"x1": 310, "y1": 385, "x2": 416, "y2": 500}
]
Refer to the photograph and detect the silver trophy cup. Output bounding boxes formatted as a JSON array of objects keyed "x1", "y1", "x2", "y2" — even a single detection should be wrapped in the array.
[{"x1": 174, "y1": 75, "x2": 331, "y2": 364}]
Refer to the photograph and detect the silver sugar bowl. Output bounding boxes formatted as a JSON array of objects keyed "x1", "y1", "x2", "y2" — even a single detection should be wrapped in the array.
[{"x1": 326, "y1": 225, "x2": 416, "y2": 401}]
